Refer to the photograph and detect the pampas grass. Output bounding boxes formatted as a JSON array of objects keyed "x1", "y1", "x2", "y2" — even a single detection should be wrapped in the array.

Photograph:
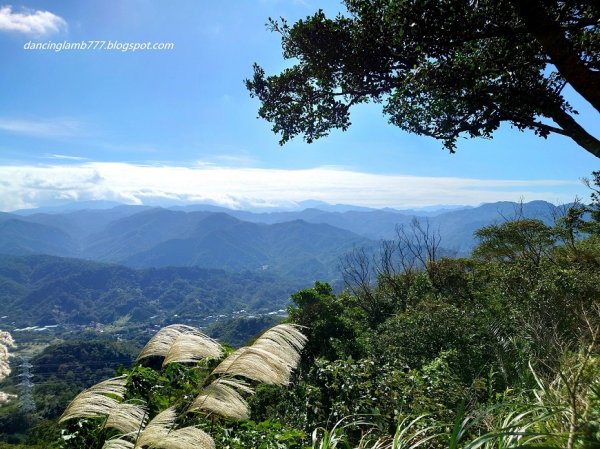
[
  {"x1": 135, "y1": 407, "x2": 215, "y2": 449},
  {"x1": 0, "y1": 330, "x2": 15, "y2": 381},
  {"x1": 137, "y1": 324, "x2": 222, "y2": 363},
  {"x1": 0, "y1": 330, "x2": 15, "y2": 405},
  {"x1": 61, "y1": 322, "x2": 307, "y2": 448},
  {"x1": 59, "y1": 376, "x2": 127, "y2": 423},
  {"x1": 212, "y1": 324, "x2": 307, "y2": 386},
  {"x1": 187, "y1": 324, "x2": 306, "y2": 420},
  {"x1": 155, "y1": 425, "x2": 215, "y2": 449},
  {"x1": 189, "y1": 378, "x2": 253, "y2": 420},
  {"x1": 102, "y1": 436, "x2": 135, "y2": 449},
  {"x1": 162, "y1": 333, "x2": 223, "y2": 366},
  {"x1": 0, "y1": 391, "x2": 17, "y2": 405},
  {"x1": 135, "y1": 407, "x2": 179, "y2": 448},
  {"x1": 103, "y1": 408, "x2": 215, "y2": 449},
  {"x1": 104, "y1": 402, "x2": 148, "y2": 434}
]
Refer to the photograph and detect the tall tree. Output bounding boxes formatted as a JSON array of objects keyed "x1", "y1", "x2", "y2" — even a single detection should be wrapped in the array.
[{"x1": 246, "y1": 0, "x2": 600, "y2": 158}]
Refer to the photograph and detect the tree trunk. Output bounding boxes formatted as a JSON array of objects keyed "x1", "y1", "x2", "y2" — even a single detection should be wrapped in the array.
[
  {"x1": 549, "y1": 107, "x2": 600, "y2": 159},
  {"x1": 510, "y1": 0, "x2": 600, "y2": 113}
]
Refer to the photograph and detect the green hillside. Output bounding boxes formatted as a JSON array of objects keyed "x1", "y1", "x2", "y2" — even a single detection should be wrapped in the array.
[{"x1": 0, "y1": 254, "x2": 302, "y2": 328}]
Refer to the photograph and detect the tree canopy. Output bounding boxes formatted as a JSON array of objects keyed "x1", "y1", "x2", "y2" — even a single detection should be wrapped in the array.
[
  {"x1": 246, "y1": 0, "x2": 600, "y2": 158},
  {"x1": 8, "y1": 173, "x2": 600, "y2": 448}
]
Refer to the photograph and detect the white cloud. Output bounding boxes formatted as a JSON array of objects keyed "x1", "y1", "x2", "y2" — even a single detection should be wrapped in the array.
[
  {"x1": 0, "y1": 5, "x2": 67, "y2": 36},
  {"x1": 0, "y1": 118, "x2": 82, "y2": 138},
  {"x1": 0, "y1": 162, "x2": 585, "y2": 212},
  {"x1": 46, "y1": 154, "x2": 88, "y2": 161}
]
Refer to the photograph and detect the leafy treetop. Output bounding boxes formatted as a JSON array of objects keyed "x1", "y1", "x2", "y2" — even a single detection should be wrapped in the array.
[{"x1": 246, "y1": 0, "x2": 600, "y2": 158}]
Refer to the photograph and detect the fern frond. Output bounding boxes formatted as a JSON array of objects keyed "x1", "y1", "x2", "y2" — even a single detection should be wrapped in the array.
[{"x1": 59, "y1": 376, "x2": 127, "y2": 423}]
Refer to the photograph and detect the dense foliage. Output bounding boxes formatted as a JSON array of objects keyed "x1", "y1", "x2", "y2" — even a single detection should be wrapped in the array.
[
  {"x1": 0, "y1": 255, "x2": 301, "y2": 327},
  {"x1": 0, "y1": 340, "x2": 138, "y2": 445},
  {"x1": 246, "y1": 0, "x2": 600, "y2": 157},
  {"x1": 245, "y1": 175, "x2": 599, "y2": 448},
  {"x1": 54, "y1": 323, "x2": 307, "y2": 449},
  {"x1": 3, "y1": 180, "x2": 600, "y2": 448}
]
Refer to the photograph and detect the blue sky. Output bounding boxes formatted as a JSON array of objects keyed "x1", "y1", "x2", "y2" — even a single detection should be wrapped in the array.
[{"x1": 0, "y1": 0, "x2": 597, "y2": 211}]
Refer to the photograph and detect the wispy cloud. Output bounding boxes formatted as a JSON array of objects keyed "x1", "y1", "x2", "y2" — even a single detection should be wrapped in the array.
[
  {"x1": 0, "y1": 117, "x2": 83, "y2": 138},
  {"x1": 92, "y1": 142, "x2": 159, "y2": 154},
  {"x1": 210, "y1": 154, "x2": 259, "y2": 167},
  {"x1": 0, "y1": 5, "x2": 67, "y2": 36},
  {"x1": 0, "y1": 162, "x2": 585, "y2": 212},
  {"x1": 45, "y1": 154, "x2": 89, "y2": 161}
]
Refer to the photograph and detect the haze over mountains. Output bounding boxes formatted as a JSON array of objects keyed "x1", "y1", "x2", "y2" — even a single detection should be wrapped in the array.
[
  {"x1": 1, "y1": 199, "x2": 561, "y2": 277},
  {"x1": 0, "y1": 199, "x2": 567, "y2": 328}
]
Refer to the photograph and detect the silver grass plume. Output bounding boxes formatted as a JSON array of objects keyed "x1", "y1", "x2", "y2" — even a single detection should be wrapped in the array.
[
  {"x1": 0, "y1": 330, "x2": 15, "y2": 381},
  {"x1": 75, "y1": 323, "x2": 306, "y2": 446},
  {"x1": 137, "y1": 325, "x2": 222, "y2": 363},
  {"x1": 103, "y1": 437, "x2": 135, "y2": 449},
  {"x1": 212, "y1": 324, "x2": 307, "y2": 385},
  {"x1": 0, "y1": 392, "x2": 17, "y2": 404},
  {"x1": 59, "y1": 376, "x2": 127, "y2": 423},
  {"x1": 104, "y1": 426, "x2": 215, "y2": 449},
  {"x1": 104, "y1": 402, "x2": 148, "y2": 434},
  {"x1": 150, "y1": 426, "x2": 215, "y2": 449},
  {"x1": 162, "y1": 333, "x2": 223, "y2": 366},
  {"x1": 135, "y1": 407, "x2": 215, "y2": 449},
  {"x1": 212, "y1": 347, "x2": 291, "y2": 385},
  {"x1": 0, "y1": 330, "x2": 16, "y2": 405},
  {"x1": 189, "y1": 324, "x2": 306, "y2": 421},
  {"x1": 189, "y1": 378, "x2": 254, "y2": 420},
  {"x1": 135, "y1": 407, "x2": 178, "y2": 448}
]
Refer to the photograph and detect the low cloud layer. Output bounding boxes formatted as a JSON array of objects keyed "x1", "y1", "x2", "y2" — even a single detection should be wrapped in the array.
[
  {"x1": 0, "y1": 5, "x2": 67, "y2": 36},
  {"x1": 0, "y1": 118, "x2": 82, "y2": 138},
  {"x1": 0, "y1": 162, "x2": 584, "y2": 212}
]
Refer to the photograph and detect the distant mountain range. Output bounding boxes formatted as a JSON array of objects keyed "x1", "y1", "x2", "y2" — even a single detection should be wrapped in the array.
[
  {"x1": 0, "y1": 200, "x2": 562, "y2": 280},
  {"x1": 12, "y1": 199, "x2": 469, "y2": 215}
]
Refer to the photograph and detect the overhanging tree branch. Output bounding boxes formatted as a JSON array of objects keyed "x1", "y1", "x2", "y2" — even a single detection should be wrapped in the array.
[
  {"x1": 547, "y1": 107, "x2": 600, "y2": 158},
  {"x1": 510, "y1": 0, "x2": 600, "y2": 113},
  {"x1": 248, "y1": 1, "x2": 600, "y2": 158}
]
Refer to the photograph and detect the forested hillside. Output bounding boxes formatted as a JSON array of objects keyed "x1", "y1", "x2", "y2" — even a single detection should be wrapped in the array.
[
  {"x1": 0, "y1": 340, "x2": 139, "y2": 442},
  {"x1": 3, "y1": 174, "x2": 597, "y2": 449},
  {"x1": 0, "y1": 254, "x2": 301, "y2": 327},
  {"x1": 1, "y1": 0, "x2": 598, "y2": 447}
]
